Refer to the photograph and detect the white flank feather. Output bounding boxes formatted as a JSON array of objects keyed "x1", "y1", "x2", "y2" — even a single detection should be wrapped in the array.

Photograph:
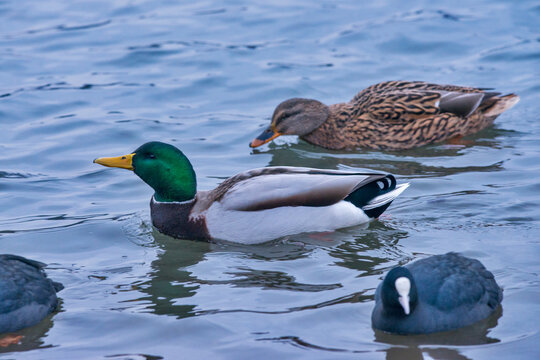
[{"x1": 205, "y1": 201, "x2": 370, "y2": 244}]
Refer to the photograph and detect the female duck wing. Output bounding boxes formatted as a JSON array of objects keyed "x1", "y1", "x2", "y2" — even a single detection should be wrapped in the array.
[
  {"x1": 353, "y1": 81, "x2": 498, "y2": 121},
  {"x1": 358, "y1": 90, "x2": 493, "y2": 122},
  {"x1": 210, "y1": 167, "x2": 393, "y2": 212},
  {"x1": 352, "y1": 80, "x2": 485, "y2": 101},
  {"x1": 438, "y1": 91, "x2": 495, "y2": 117}
]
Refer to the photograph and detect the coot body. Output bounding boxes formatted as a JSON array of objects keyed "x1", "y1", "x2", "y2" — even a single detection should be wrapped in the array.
[
  {"x1": 0, "y1": 255, "x2": 63, "y2": 333},
  {"x1": 372, "y1": 253, "x2": 502, "y2": 334}
]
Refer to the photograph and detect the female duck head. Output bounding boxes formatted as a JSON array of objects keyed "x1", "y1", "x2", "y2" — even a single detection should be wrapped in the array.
[
  {"x1": 250, "y1": 98, "x2": 329, "y2": 147},
  {"x1": 381, "y1": 266, "x2": 418, "y2": 316},
  {"x1": 94, "y1": 141, "x2": 196, "y2": 203}
]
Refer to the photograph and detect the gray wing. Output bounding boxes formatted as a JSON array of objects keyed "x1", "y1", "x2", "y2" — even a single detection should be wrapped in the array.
[
  {"x1": 213, "y1": 167, "x2": 389, "y2": 211},
  {"x1": 438, "y1": 91, "x2": 499, "y2": 117}
]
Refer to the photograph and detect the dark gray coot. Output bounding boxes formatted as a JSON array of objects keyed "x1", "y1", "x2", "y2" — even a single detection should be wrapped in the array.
[
  {"x1": 371, "y1": 252, "x2": 502, "y2": 335},
  {"x1": 0, "y1": 255, "x2": 63, "y2": 334}
]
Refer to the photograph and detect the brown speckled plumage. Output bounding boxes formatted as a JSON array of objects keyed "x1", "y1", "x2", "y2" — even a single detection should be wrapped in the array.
[{"x1": 256, "y1": 81, "x2": 519, "y2": 151}]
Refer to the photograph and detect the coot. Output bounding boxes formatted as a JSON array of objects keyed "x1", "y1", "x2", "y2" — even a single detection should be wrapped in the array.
[
  {"x1": 0, "y1": 255, "x2": 63, "y2": 334},
  {"x1": 372, "y1": 252, "x2": 502, "y2": 334}
]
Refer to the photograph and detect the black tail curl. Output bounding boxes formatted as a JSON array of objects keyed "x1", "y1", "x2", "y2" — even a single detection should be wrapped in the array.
[{"x1": 344, "y1": 174, "x2": 397, "y2": 218}]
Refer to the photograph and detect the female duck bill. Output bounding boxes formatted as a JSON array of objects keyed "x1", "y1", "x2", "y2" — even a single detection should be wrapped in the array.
[{"x1": 250, "y1": 126, "x2": 281, "y2": 148}]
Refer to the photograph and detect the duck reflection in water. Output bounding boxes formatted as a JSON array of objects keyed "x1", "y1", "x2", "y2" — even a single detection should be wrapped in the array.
[
  {"x1": 252, "y1": 126, "x2": 514, "y2": 179},
  {"x1": 137, "y1": 220, "x2": 408, "y2": 320},
  {"x1": 137, "y1": 229, "x2": 316, "y2": 319},
  {"x1": 137, "y1": 230, "x2": 210, "y2": 319}
]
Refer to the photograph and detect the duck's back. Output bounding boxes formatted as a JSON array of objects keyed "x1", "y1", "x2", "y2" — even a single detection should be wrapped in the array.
[
  {"x1": 0, "y1": 255, "x2": 62, "y2": 333},
  {"x1": 303, "y1": 81, "x2": 518, "y2": 150},
  {"x1": 352, "y1": 81, "x2": 482, "y2": 102}
]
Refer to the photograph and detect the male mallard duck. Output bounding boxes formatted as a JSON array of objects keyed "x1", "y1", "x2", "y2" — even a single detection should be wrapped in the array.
[
  {"x1": 250, "y1": 81, "x2": 519, "y2": 150},
  {"x1": 94, "y1": 142, "x2": 408, "y2": 244},
  {"x1": 371, "y1": 252, "x2": 502, "y2": 335},
  {"x1": 0, "y1": 255, "x2": 63, "y2": 337}
]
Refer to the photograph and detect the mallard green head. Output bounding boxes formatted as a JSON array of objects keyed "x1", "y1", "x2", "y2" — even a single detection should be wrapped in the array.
[
  {"x1": 250, "y1": 98, "x2": 329, "y2": 148},
  {"x1": 94, "y1": 141, "x2": 196, "y2": 203}
]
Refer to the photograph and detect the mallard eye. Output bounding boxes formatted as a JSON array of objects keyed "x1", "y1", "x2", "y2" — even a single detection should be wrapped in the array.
[{"x1": 147, "y1": 153, "x2": 156, "y2": 159}]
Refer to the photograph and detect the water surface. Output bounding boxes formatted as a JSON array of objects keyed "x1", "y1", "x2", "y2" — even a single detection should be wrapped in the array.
[{"x1": 1, "y1": 0, "x2": 539, "y2": 359}]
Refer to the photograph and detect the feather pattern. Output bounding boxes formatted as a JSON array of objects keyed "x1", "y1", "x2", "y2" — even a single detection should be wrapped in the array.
[
  {"x1": 213, "y1": 167, "x2": 386, "y2": 211},
  {"x1": 154, "y1": 167, "x2": 408, "y2": 243},
  {"x1": 372, "y1": 252, "x2": 503, "y2": 334},
  {"x1": 94, "y1": 142, "x2": 408, "y2": 244},
  {"x1": 0, "y1": 255, "x2": 62, "y2": 333},
  {"x1": 296, "y1": 80, "x2": 520, "y2": 150},
  {"x1": 95, "y1": 142, "x2": 409, "y2": 244}
]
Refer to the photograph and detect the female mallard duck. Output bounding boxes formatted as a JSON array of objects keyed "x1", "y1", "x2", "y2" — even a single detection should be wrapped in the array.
[
  {"x1": 371, "y1": 252, "x2": 502, "y2": 334},
  {"x1": 0, "y1": 255, "x2": 63, "y2": 342},
  {"x1": 250, "y1": 81, "x2": 519, "y2": 150},
  {"x1": 94, "y1": 142, "x2": 408, "y2": 244}
]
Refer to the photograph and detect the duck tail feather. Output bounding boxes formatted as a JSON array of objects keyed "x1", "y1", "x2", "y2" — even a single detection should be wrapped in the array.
[
  {"x1": 362, "y1": 183, "x2": 409, "y2": 218},
  {"x1": 483, "y1": 94, "x2": 520, "y2": 117}
]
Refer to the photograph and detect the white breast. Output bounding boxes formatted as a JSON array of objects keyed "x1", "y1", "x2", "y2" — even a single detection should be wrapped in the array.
[{"x1": 204, "y1": 200, "x2": 370, "y2": 244}]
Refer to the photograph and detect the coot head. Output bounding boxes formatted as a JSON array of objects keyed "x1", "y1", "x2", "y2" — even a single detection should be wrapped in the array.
[{"x1": 381, "y1": 266, "x2": 418, "y2": 316}]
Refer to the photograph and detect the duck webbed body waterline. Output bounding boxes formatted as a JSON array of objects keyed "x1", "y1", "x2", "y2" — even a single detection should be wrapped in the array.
[
  {"x1": 94, "y1": 142, "x2": 408, "y2": 243},
  {"x1": 251, "y1": 81, "x2": 519, "y2": 150}
]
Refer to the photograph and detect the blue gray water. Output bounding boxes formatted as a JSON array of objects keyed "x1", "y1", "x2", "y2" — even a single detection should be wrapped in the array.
[{"x1": 1, "y1": 0, "x2": 539, "y2": 359}]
